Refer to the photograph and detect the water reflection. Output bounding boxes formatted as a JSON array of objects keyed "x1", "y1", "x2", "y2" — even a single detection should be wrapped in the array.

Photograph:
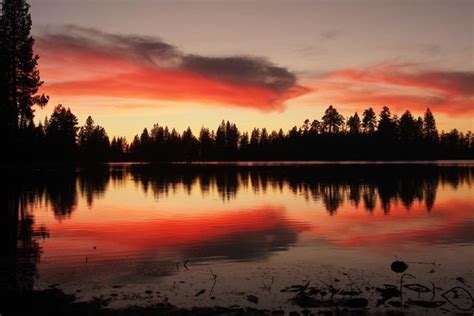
[
  {"x1": 1, "y1": 163, "x2": 473, "y2": 298},
  {"x1": 130, "y1": 164, "x2": 472, "y2": 214},
  {"x1": 0, "y1": 178, "x2": 45, "y2": 296},
  {"x1": 5, "y1": 164, "x2": 472, "y2": 219}
]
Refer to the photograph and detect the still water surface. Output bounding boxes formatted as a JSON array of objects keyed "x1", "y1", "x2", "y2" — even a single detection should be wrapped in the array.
[{"x1": 4, "y1": 162, "x2": 474, "y2": 313}]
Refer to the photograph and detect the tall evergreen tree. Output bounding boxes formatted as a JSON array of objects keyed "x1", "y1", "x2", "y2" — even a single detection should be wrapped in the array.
[
  {"x1": 260, "y1": 128, "x2": 269, "y2": 146},
  {"x1": 322, "y1": 105, "x2": 344, "y2": 134},
  {"x1": 78, "y1": 116, "x2": 95, "y2": 146},
  {"x1": 239, "y1": 132, "x2": 249, "y2": 151},
  {"x1": 46, "y1": 105, "x2": 78, "y2": 160},
  {"x1": 78, "y1": 116, "x2": 110, "y2": 161},
  {"x1": 215, "y1": 120, "x2": 227, "y2": 152},
  {"x1": 423, "y1": 108, "x2": 438, "y2": 140},
  {"x1": 347, "y1": 112, "x2": 361, "y2": 134},
  {"x1": 0, "y1": 0, "x2": 48, "y2": 132},
  {"x1": 226, "y1": 121, "x2": 240, "y2": 152},
  {"x1": 250, "y1": 128, "x2": 260, "y2": 146},
  {"x1": 398, "y1": 110, "x2": 417, "y2": 143},
  {"x1": 140, "y1": 128, "x2": 150, "y2": 145},
  {"x1": 362, "y1": 107, "x2": 377, "y2": 134},
  {"x1": 310, "y1": 119, "x2": 321, "y2": 134},
  {"x1": 181, "y1": 127, "x2": 197, "y2": 160},
  {"x1": 199, "y1": 127, "x2": 213, "y2": 159},
  {"x1": 377, "y1": 106, "x2": 397, "y2": 138}
]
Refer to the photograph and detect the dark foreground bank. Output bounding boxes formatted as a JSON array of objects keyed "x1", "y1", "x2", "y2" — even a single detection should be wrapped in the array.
[{"x1": 2, "y1": 261, "x2": 473, "y2": 316}]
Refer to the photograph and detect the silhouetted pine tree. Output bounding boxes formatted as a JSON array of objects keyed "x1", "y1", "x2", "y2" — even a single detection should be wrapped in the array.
[
  {"x1": 0, "y1": 0, "x2": 48, "y2": 133},
  {"x1": 347, "y1": 112, "x2": 361, "y2": 134},
  {"x1": 377, "y1": 106, "x2": 397, "y2": 139},
  {"x1": 322, "y1": 105, "x2": 344, "y2": 133},
  {"x1": 78, "y1": 116, "x2": 110, "y2": 161},
  {"x1": 46, "y1": 105, "x2": 78, "y2": 161},
  {"x1": 423, "y1": 108, "x2": 438, "y2": 141},
  {"x1": 362, "y1": 107, "x2": 377, "y2": 134}
]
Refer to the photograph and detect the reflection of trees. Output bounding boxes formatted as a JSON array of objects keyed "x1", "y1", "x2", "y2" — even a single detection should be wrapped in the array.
[
  {"x1": 78, "y1": 166, "x2": 111, "y2": 207},
  {"x1": 0, "y1": 166, "x2": 128, "y2": 296},
  {"x1": 424, "y1": 180, "x2": 437, "y2": 212},
  {"x1": 5, "y1": 166, "x2": 127, "y2": 224},
  {"x1": 362, "y1": 185, "x2": 377, "y2": 212},
  {"x1": 16, "y1": 204, "x2": 43, "y2": 292},
  {"x1": 321, "y1": 185, "x2": 344, "y2": 215},
  {"x1": 0, "y1": 175, "x2": 45, "y2": 296},
  {"x1": 46, "y1": 171, "x2": 77, "y2": 220},
  {"x1": 378, "y1": 180, "x2": 398, "y2": 213},
  {"x1": 349, "y1": 184, "x2": 361, "y2": 209},
  {"x1": 215, "y1": 173, "x2": 239, "y2": 201},
  {"x1": 199, "y1": 173, "x2": 212, "y2": 196},
  {"x1": 23, "y1": 164, "x2": 466, "y2": 217},
  {"x1": 6, "y1": 164, "x2": 471, "y2": 245},
  {"x1": 128, "y1": 164, "x2": 473, "y2": 215}
]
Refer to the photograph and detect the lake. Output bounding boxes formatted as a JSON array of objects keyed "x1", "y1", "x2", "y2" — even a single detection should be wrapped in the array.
[{"x1": 1, "y1": 162, "x2": 473, "y2": 314}]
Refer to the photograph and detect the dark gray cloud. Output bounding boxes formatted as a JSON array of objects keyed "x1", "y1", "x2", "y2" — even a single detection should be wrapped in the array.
[
  {"x1": 183, "y1": 55, "x2": 297, "y2": 91},
  {"x1": 38, "y1": 25, "x2": 300, "y2": 92}
]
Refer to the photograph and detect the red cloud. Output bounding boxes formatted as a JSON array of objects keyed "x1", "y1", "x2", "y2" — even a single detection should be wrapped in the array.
[
  {"x1": 330, "y1": 67, "x2": 474, "y2": 97},
  {"x1": 318, "y1": 64, "x2": 474, "y2": 115},
  {"x1": 36, "y1": 26, "x2": 308, "y2": 111},
  {"x1": 43, "y1": 68, "x2": 306, "y2": 111},
  {"x1": 333, "y1": 90, "x2": 473, "y2": 115}
]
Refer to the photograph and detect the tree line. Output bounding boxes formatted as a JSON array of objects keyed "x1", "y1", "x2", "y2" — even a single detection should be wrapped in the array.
[
  {"x1": 4, "y1": 104, "x2": 473, "y2": 162},
  {"x1": 129, "y1": 106, "x2": 473, "y2": 160},
  {"x1": 1, "y1": 0, "x2": 473, "y2": 162}
]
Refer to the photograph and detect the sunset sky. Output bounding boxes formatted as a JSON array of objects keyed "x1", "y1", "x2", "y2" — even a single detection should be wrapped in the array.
[{"x1": 29, "y1": 0, "x2": 473, "y2": 140}]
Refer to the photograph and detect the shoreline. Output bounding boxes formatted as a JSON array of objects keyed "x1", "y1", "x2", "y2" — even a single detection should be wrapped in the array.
[{"x1": 3, "y1": 265, "x2": 472, "y2": 316}]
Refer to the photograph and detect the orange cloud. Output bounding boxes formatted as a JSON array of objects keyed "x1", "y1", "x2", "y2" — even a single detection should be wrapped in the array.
[
  {"x1": 43, "y1": 68, "x2": 305, "y2": 111},
  {"x1": 313, "y1": 64, "x2": 474, "y2": 115},
  {"x1": 36, "y1": 26, "x2": 308, "y2": 111}
]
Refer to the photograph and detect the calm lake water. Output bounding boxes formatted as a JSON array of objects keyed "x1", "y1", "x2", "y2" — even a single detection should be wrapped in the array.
[{"x1": 2, "y1": 162, "x2": 473, "y2": 314}]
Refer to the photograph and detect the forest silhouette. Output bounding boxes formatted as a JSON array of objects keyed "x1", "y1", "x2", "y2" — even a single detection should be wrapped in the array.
[{"x1": 1, "y1": 0, "x2": 473, "y2": 163}]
